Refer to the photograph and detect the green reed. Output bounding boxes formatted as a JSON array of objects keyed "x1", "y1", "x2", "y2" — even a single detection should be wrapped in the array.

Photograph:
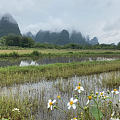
[
  {"x1": 0, "y1": 94, "x2": 38, "y2": 120},
  {"x1": 0, "y1": 60, "x2": 120, "y2": 86}
]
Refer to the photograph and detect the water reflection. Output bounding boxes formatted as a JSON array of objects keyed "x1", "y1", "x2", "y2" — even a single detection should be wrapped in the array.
[
  {"x1": 20, "y1": 61, "x2": 38, "y2": 66},
  {"x1": 0, "y1": 56, "x2": 119, "y2": 67},
  {"x1": 19, "y1": 57, "x2": 119, "y2": 67},
  {"x1": 0, "y1": 71, "x2": 119, "y2": 120}
]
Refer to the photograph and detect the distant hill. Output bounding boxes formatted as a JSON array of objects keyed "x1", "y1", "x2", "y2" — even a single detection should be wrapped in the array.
[
  {"x1": 0, "y1": 13, "x2": 21, "y2": 37},
  {"x1": 0, "y1": 13, "x2": 99, "y2": 45},
  {"x1": 23, "y1": 32, "x2": 35, "y2": 40},
  {"x1": 25, "y1": 30, "x2": 99, "y2": 45},
  {"x1": 89, "y1": 37, "x2": 99, "y2": 45},
  {"x1": 35, "y1": 29, "x2": 70, "y2": 45},
  {"x1": 70, "y1": 31, "x2": 88, "y2": 45}
]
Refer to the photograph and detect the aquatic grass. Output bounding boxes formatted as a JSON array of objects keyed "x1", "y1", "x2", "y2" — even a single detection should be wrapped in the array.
[
  {"x1": 102, "y1": 76, "x2": 120, "y2": 87},
  {"x1": 0, "y1": 94, "x2": 38, "y2": 120},
  {"x1": 0, "y1": 60, "x2": 120, "y2": 86},
  {"x1": 0, "y1": 72, "x2": 119, "y2": 120},
  {"x1": 48, "y1": 83, "x2": 120, "y2": 120},
  {"x1": 100, "y1": 71, "x2": 120, "y2": 87}
]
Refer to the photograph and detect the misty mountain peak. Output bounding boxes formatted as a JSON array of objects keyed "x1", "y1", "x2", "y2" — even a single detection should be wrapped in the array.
[
  {"x1": 0, "y1": 13, "x2": 21, "y2": 37},
  {"x1": 1, "y1": 13, "x2": 17, "y2": 24}
]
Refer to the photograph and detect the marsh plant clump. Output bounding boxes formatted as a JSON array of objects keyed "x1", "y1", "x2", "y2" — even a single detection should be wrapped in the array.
[
  {"x1": 0, "y1": 53, "x2": 120, "y2": 119},
  {"x1": 0, "y1": 71, "x2": 120, "y2": 120},
  {"x1": 0, "y1": 94, "x2": 38, "y2": 120},
  {"x1": 0, "y1": 60, "x2": 120, "y2": 86},
  {"x1": 48, "y1": 83, "x2": 120, "y2": 120}
]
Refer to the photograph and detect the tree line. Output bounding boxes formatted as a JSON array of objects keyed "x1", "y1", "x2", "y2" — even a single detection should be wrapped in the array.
[
  {"x1": 0, "y1": 34, "x2": 120, "y2": 49},
  {"x1": 0, "y1": 34, "x2": 34, "y2": 47}
]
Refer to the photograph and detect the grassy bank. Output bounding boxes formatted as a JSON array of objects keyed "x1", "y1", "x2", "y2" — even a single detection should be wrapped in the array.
[
  {"x1": 0, "y1": 48, "x2": 120, "y2": 54},
  {"x1": 0, "y1": 49, "x2": 120, "y2": 58},
  {"x1": 0, "y1": 60, "x2": 120, "y2": 86}
]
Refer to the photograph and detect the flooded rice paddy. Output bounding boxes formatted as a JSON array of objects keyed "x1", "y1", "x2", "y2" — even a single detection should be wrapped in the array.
[
  {"x1": 0, "y1": 56, "x2": 119, "y2": 67},
  {"x1": 0, "y1": 71, "x2": 120, "y2": 120}
]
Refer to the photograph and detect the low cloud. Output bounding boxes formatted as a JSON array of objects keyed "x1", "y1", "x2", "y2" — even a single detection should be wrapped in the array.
[
  {"x1": 0, "y1": 0, "x2": 120, "y2": 44},
  {"x1": 103, "y1": 18, "x2": 120, "y2": 32},
  {"x1": 100, "y1": 31, "x2": 120, "y2": 44},
  {"x1": 22, "y1": 17, "x2": 74, "y2": 34}
]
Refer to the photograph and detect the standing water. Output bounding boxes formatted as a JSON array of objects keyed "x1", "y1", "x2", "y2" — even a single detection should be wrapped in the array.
[
  {"x1": 0, "y1": 71, "x2": 120, "y2": 120},
  {"x1": 0, "y1": 56, "x2": 118, "y2": 67}
]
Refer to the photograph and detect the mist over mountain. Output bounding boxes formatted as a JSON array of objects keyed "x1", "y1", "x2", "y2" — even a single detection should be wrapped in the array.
[
  {"x1": 0, "y1": 13, "x2": 21, "y2": 37},
  {"x1": 34, "y1": 29, "x2": 70, "y2": 45},
  {"x1": 25, "y1": 30, "x2": 99, "y2": 45},
  {"x1": 70, "y1": 31, "x2": 87, "y2": 45},
  {"x1": 24, "y1": 32, "x2": 35, "y2": 40},
  {"x1": 89, "y1": 37, "x2": 99, "y2": 45},
  {"x1": 0, "y1": 13, "x2": 99, "y2": 45}
]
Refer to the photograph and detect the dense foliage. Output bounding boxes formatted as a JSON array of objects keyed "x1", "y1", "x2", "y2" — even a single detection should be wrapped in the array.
[
  {"x1": 0, "y1": 34, "x2": 35, "y2": 48},
  {"x1": 34, "y1": 43, "x2": 120, "y2": 50}
]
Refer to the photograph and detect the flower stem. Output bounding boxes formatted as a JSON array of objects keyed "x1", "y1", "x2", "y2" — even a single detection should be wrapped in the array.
[
  {"x1": 54, "y1": 105, "x2": 67, "y2": 114},
  {"x1": 93, "y1": 99, "x2": 101, "y2": 120}
]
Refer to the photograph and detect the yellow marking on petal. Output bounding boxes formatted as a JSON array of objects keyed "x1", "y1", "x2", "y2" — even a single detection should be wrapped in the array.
[
  {"x1": 88, "y1": 96, "x2": 92, "y2": 100},
  {"x1": 114, "y1": 89, "x2": 117, "y2": 91},
  {"x1": 77, "y1": 86, "x2": 80, "y2": 90},
  {"x1": 70, "y1": 101, "x2": 74, "y2": 105},
  {"x1": 104, "y1": 96, "x2": 107, "y2": 98},
  {"x1": 73, "y1": 118, "x2": 77, "y2": 120},
  {"x1": 101, "y1": 92, "x2": 103, "y2": 95},
  {"x1": 49, "y1": 102, "x2": 53, "y2": 106},
  {"x1": 57, "y1": 96, "x2": 60, "y2": 99}
]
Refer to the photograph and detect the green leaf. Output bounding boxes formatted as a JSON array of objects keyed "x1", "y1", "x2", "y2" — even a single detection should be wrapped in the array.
[{"x1": 90, "y1": 105, "x2": 103, "y2": 120}]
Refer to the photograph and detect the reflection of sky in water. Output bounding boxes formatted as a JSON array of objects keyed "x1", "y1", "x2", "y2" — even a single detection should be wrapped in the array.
[
  {"x1": 20, "y1": 61, "x2": 38, "y2": 66},
  {"x1": 0, "y1": 71, "x2": 120, "y2": 120},
  {"x1": 0, "y1": 56, "x2": 118, "y2": 67},
  {"x1": 19, "y1": 57, "x2": 119, "y2": 66}
]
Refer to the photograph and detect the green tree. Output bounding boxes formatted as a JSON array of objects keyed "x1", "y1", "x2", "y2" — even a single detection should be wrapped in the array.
[
  {"x1": 20, "y1": 36, "x2": 35, "y2": 48},
  {"x1": 4, "y1": 34, "x2": 22, "y2": 46}
]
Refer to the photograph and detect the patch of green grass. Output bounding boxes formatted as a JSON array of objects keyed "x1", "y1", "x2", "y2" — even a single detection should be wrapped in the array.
[{"x1": 0, "y1": 49, "x2": 120, "y2": 58}]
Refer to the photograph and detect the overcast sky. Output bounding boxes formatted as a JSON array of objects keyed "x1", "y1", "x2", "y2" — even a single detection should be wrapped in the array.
[{"x1": 0, "y1": 0, "x2": 120, "y2": 44}]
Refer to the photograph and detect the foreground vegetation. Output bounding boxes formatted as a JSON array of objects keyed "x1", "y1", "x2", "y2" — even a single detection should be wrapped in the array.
[
  {"x1": 1, "y1": 83, "x2": 119, "y2": 120},
  {"x1": 0, "y1": 60, "x2": 120, "y2": 86},
  {"x1": 102, "y1": 71, "x2": 120, "y2": 87},
  {"x1": 48, "y1": 83, "x2": 120, "y2": 120},
  {"x1": 0, "y1": 94, "x2": 38, "y2": 120}
]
